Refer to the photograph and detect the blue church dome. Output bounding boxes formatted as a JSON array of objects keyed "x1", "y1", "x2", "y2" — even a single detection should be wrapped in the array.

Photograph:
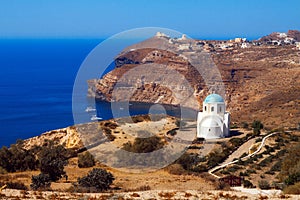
[{"x1": 204, "y1": 94, "x2": 224, "y2": 103}]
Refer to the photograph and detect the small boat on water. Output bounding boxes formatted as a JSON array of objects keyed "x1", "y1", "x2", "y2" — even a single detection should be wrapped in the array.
[
  {"x1": 91, "y1": 115, "x2": 102, "y2": 121},
  {"x1": 85, "y1": 106, "x2": 96, "y2": 112}
]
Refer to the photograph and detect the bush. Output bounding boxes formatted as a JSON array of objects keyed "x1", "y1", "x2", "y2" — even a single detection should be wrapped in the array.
[
  {"x1": 246, "y1": 169, "x2": 256, "y2": 174},
  {"x1": 243, "y1": 179, "x2": 255, "y2": 188},
  {"x1": 102, "y1": 127, "x2": 116, "y2": 141},
  {"x1": 240, "y1": 171, "x2": 249, "y2": 176},
  {"x1": 176, "y1": 153, "x2": 204, "y2": 171},
  {"x1": 78, "y1": 151, "x2": 95, "y2": 168},
  {"x1": 78, "y1": 168, "x2": 114, "y2": 192},
  {"x1": 252, "y1": 120, "x2": 264, "y2": 130},
  {"x1": 0, "y1": 141, "x2": 37, "y2": 172},
  {"x1": 103, "y1": 121, "x2": 118, "y2": 129},
  {"x1": 216, "y1": 181, "x2": 231, "y2": 190},
  {"x1": 39, "y1": 142, "x2": 69, "y2": 181},
  {"x1": 131, "y1": 115, "x2": 150, "y2": 123},
  {"x1": 229, "y1": 137, "x2": 243, "y2": 147},
  {"x1": 123, "y1": 136, "x2": 164, "y2": 153},
  {"x1": 241, "y1": 122, "x2": 249, "y2": 129},
  {"x1": 206, "y1": 149, "x2": 228, "y2": 169},
  {"x1": 30, "y1": 173, "x2": 51, "y2": 190},
  {"x1": 258, "y1": 180, "x2": 270, "y2": 189},
  {"x1": 270, "y1": 161, "x2": 281, "y2": 172},
  {"x1": 284, "y1": 173, "x2": 300, "y2": 185},
  {"x1": 0, "y1": 181, "x2": 28, "y2": 190},
  {"x1": 165, "y1": 164, "x2": 186, "y2": 175},
  {"x1": 166, "y1": 128, "x2": 178, "y2": 136},
  {"x1": 279, "y1": 144, "x2": 300, "y2": 185},
  {"x1": 252, "y1": 120, "x2": 264, "y2": 136}
]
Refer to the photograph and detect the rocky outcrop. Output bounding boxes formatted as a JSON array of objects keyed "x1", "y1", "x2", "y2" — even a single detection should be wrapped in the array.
[{"x1": 23, "y1": 126, "x2": 83, "y2": 150}]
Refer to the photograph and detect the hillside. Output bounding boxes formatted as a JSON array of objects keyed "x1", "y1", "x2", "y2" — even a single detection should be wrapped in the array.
[
  {"x1": 88, "y1": 30, "x2": 300, "y2": 130},
  {"x1": 1, "y1": 116, "x2": 300, "y2": 199}
]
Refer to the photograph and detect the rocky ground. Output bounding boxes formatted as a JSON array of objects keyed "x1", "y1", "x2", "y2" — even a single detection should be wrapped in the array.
[{"x1": 2, "y1": 188, "x2": 300, "y2": 200}]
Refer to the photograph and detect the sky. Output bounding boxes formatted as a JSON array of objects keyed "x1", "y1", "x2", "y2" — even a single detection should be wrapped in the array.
[{"x1": 0, "y1": 0, "x2": 300, "y2": 40}]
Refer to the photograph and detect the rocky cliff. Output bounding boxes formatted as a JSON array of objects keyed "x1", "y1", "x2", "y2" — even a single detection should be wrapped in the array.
[{"x1": 88, "y1": 32, "x2": 300, "y2": 129}]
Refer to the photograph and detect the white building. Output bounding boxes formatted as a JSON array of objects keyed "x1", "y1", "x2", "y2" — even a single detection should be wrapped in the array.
[
  {"x1": 197, "y1": 94, "x2": 230, "y2": 139},
  {"x1": 241, "y1": 43, "x2": 250, "y2": 48}
]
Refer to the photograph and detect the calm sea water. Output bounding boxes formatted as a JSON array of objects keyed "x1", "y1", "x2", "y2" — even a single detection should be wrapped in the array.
[
  {"x1": 0, "y1": 39, "x2": 102, "y2": 147},
  {"x1": 0, "y1": 39, "x2": 196, "y2": 147}
]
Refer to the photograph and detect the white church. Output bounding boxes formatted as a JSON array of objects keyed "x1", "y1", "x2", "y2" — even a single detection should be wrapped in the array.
[{"x1": 197, "y1": 94, "x2": 230, "y2": 139}]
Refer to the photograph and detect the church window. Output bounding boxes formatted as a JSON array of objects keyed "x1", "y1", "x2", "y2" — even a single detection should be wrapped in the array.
[
  {"x1": 211, "y1": 106, "x2": 214, "y2": 112},
  {"x1": 204, "y1": 106, "x2": 207, "y2": 111},
  {"x1": 220, "y1": 107, "x2": 222, "y2": 112}
]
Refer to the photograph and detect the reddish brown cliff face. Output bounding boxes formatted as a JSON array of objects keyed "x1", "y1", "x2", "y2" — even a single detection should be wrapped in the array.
[{"x1": 88, "y1": 36, "x2": 300, "y2": 129}]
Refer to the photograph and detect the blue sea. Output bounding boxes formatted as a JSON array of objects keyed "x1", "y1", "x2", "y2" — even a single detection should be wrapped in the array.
[
  {"x1": 0, "y1": 39, "x2": 100, "y2": 147},
  {"x1": 0, "y1": 39, "x2": 196, "y2": 147}
]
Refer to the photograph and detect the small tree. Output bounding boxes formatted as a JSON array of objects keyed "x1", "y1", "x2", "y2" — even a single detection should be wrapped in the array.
[
  {"x1": 78, "y1": 168, "x2": 114, "y2": 191},
  {"x1": 252, "y1": 120, "x2": 264, "y2": 136},
  {"x1": 78, "y1": 151, "x2": 95, "y2": 168},
  {"x1": 39, "y1": 142, "x2": 68, "y2": 181},
  {"x1": 30, "y1": 173, "x2": 51, "y2": 190}
]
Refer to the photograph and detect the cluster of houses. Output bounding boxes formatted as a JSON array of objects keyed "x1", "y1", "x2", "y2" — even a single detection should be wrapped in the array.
[{"x1": 155, "y1": 32, "x2": 300, "y2": 52}]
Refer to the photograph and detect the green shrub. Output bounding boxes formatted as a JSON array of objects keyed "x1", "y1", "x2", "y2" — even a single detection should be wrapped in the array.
[
  {"x1": 78, "y1": 168, "x2": 114, "y2": 192},
  {"x1": 246, "y1": 169, "x2": 256, "y2": 174},
  {"x1": 30, "y1": 173, "x2": 51, "y2": 190},
  {"x1": 103, "y1": 121, "x2": 118, "y2": 129},
  {"x1": 266, "y1": 171, "x2": 275, "y2": 175},
  {"x1": 284, "y1": 173, "x2": 300, "y2": 185},
  {"x1": 0, "y1": 141, "x2": 37, "y2": 172},
  {"x1": 259, "y1": 155, "x2": 274, "y2": 167},
  {"x1": 39, "y1": 142, "x2": 69, "y2": 181},
  {"x1": 240, "y1": 171, "x2": 249, "y2": 176},
  {"x1": 258, "y1": 180, "x2": 270, "y2": 189},
  {"x1": 0, "y1": 181, "x2": 28, "y2": 190},
  {"x1": 227, "y1": 165, "x2": 241, "y2": 173},
  {"x1": 252, "y1": 120, "x2": 264, "y2": 136},
  {"x1": 270, "y1": 161, "x2": 281, "y2": 172},
  {"x1": 239, "y1": 153, "x2": 248, "y2": 159},
  {"x1": 241, "y1": 122, "x2": 249, "y2": 129},
  {"x1": 289, "y1": 135, "x2": 299, "y2": 142},
  {"x1": 206, "y1": 149, "x2": 228, "y2": 168},
  {"x1": 78, "y1": 151, "x2": 95, "y2": 168},
  {"x1": 243, "y1": 179, "x2": 255, "y2": 188},
  {"x1": 229, "y1": 138, "x2": 243, "y2": 147},
  {"x1": 123, "y1": 136, "x2": 164, "y2": 153},
  {"x1": 252, "y1": 120, "x2": 264, "y2": 130},
  {"x1": 166, "y1": 128, "x2": 178, "y2": 136}
]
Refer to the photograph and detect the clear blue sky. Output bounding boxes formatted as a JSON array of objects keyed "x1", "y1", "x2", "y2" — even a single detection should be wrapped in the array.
[{"x1": 0, "y1": 0, "x2": 300, "y2": 39}]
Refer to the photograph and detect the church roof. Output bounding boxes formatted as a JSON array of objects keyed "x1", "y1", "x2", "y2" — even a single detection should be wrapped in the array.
[{"x1": 204, "y1": 94, "x2": 224, "y2": 103}]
